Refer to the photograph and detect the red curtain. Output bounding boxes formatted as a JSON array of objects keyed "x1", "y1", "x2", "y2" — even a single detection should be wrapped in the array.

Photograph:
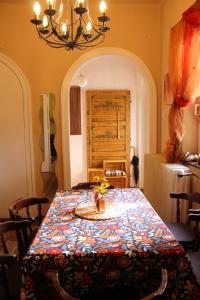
[{"x1": 165, "y1": 1, "x2": 200, "y2": 162}]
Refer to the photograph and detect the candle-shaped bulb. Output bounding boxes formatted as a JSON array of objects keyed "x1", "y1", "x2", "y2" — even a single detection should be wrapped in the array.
[
  {"x1": 57, "y1": 2, "x2": 64, "y2": 20},
  {"x1": 100, "y1": 0, "x2": 107, "y2": 14},
  {"x1": 33, "y1": 1, "x2": 41, "y2": 17},
  {"x1": 61, "y1": 22, "x2": 67, "y2": 35},
  {"x1": 43, "y1": 16, "x2": 48, "y2": 27},
  {"x1": 77, "y1": 0, "x2": 84, "y2": 7},
  {"x1": 47, "y1": 0, "x2": 54, "y2": 8},
  {"x1": 86, "y1": 22, "x2": 92, "y2": 34}
]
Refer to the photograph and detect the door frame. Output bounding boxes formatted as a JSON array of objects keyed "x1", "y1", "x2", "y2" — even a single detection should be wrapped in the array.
[{"x1": 0, "y1": 53, "x2": 35, "y2": 196}]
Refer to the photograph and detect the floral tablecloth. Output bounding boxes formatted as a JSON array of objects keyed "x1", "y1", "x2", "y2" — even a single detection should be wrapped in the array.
[{"x1": 22, "y1": 188, "x2": 200, "y2": 299}]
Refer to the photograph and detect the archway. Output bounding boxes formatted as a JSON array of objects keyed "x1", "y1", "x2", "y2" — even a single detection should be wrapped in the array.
[
  {"x1": 0, "y1": 53, "x2": 35, "y2": 217},
  {"x1": 61, "y1": 47, "x2": 157, "y2": 188}
]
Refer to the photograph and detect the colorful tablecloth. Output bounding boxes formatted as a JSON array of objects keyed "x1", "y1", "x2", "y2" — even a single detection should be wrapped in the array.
[{"x1": 22, "y1": 188, "x2": 200, "y2": 299}]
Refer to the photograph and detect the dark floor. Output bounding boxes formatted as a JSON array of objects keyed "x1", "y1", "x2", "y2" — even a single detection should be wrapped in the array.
[{"x1": 188, "y1": 250, "x2": 200, "y2": 283}]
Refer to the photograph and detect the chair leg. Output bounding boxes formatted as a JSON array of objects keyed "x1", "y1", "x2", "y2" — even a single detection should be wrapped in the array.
[
  {"x1": 0, "y1": 265, "x2": 10, "y2": 299},
  {"x1": 141, "y1": 269, "x2": 168, "y2": 300},
  {"x1": 20, "y1": 288, "x2": 26, "y2": 300},
  {"x1": 45, "y1": 269, "x2": 79, "y2": 300}
]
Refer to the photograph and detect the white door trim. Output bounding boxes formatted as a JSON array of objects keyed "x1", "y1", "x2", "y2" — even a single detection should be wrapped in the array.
[{"x1": 0, "y1": 52, "x2": 35, "y2": 196}]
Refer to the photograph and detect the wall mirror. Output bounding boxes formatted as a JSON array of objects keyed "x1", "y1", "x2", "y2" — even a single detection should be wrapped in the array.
[{"x1": 40, "y1": 93, "x2": 58, "y2": 198}]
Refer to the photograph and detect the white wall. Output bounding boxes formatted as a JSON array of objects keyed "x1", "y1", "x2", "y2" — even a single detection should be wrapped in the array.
[{"x1": 69, "y1": 54, "x2": 153, "y2": 187}]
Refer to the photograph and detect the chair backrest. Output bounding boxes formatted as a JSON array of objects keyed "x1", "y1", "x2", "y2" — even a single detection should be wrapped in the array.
[
  {"x1": 170, "y1": 192, "x2": 200, "y2": 223},
  {"x1": 0, "y1": 220, "x2": 31, "y2": 260},
  {"x1": 72, "y1": 182, "x2": 114, "y2": 190},
  {"x1": 9, "y1": 197, "x2": 49, "y2": 225},
  {"x1": 188, "y1": 213, "x2": 200, "y2": 234}
]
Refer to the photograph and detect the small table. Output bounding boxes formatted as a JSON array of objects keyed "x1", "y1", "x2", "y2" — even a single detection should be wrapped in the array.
[{"x1": 22, "y1": 188, "x2": 200, "y2": 299}]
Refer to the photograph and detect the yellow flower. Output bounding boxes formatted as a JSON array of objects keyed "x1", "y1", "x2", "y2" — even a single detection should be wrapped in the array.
[{"x1": 92, "y1": 176, "x2": 110, "y2": 194}]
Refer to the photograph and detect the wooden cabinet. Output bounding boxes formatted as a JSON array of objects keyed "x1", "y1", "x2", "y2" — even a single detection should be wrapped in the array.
[
  {"x1": 88, "y1": 168, "x2": 104, "y2": 182},
  {"x1": 88, "y1": 160, "x2": 128, "y2": 188},
  {"x1": 87, "y1": 90, "x2": 130, "y2": 187},
  {"x1": 103, "y1": 160, "x2": 128, "y2": 188}
]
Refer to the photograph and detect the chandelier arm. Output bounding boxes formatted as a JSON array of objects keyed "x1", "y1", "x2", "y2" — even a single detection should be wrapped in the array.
[
  {"x1": 79, "y1": 14, "x2": 103, "y2": 36},
  {"x1": 80, "y1": 32, "x2": 104, "y2": 44},
  {"x1": 50, "y1": 17, "x2": 63, "y2": 40},
  {"x1": 49, "y1": 19, "x2": 72, "y2": 44},
  {"x1": 50, "y1": 13, "x2": 80, "y2": 28},
  {"x1": 85, "y1": 1, "x2": 105, "y2": 29},
  {"x1": 74, "y1": 26, "x2": 83, "y2": 43},
  {"x1": 36, "y1": 26, "x2": 54, "y2": 39},
  {"x1": 36, "y1": 27, "x2": 69, "y2": 48},
  {"x1": 36, "y1": 31, "x2": 104, "y2": 49},
  {"x1": 36, "y1": 26, "x2": 56, "y2": 42},
  {"x1": 77, "y1": 38, "x2": 104, "y2": 50},
  {"x1": 48, "y1": 43, "x2": 69, "y2": 48},
  {"x1": 86, "y1": 16, "x2": 109, "y2": 30},
  {"x1": 35, "y1": 22, "x2": 105, "y2": 49},
  {"x1": 40, "y1": 37, "x2": 68, "y2": 48},
  {"x1": 37, "y1": 29, "x2": 63, "y2": 46},
  {"x1": 77, "y1": 37, "x2": 104, "y2": 48}
]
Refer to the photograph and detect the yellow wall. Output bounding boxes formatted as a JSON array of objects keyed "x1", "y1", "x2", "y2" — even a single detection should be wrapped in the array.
[
  {"x1": 161, "y1": 0, "x2": 198, "y2": 154},
  {"x1": 0, "y1": 2, "x2": 161, "y2": 194}
]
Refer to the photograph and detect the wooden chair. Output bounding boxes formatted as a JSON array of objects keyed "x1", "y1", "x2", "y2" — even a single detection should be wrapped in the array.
[
  {"x1": 166, "y1": 192, "x2": 200, "y2": 251},
  {"x1": 9, "y1": 197, "x2": 49, "y2": 237},
  {"x1": 46, "y1": 268, "x2": 168, "y2": 300},
  {"x1": 0, "y1": 220, "x2": 31, "y2": 299},
  {"x1": 141, "y1": 268, "x2": 168, "y2": 300},
  {"x1": 72, "y1": 182, "x2": 114, "y2": 190}
]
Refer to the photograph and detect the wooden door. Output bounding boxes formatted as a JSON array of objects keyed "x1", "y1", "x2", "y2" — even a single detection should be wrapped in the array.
[{"x1": 87, "y1": 90, "x2": 130, "y2": 186}]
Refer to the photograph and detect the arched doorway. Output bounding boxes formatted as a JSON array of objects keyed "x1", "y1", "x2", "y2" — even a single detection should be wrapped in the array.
[
  {"x1": 61, "y1": 47, "x2": 157, "y2": 189},
  {"x1": 0, "y1": 53, "x2": 35, "y2": 218}
]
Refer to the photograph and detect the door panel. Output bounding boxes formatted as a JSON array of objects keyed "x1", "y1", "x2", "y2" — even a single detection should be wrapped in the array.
[{"x1": 87, "y1": 90, "x2": 130, "y2": 186}]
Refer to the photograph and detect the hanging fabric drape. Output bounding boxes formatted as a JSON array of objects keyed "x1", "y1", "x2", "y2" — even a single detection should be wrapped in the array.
[{"x1": 165, "y1": 0, "x2": 200, "y2": 162}]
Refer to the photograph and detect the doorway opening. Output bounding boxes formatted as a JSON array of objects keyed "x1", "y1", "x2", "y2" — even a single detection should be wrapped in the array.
[{"x1": 61, "y1": 47, "x2": 157, "y2": 189}]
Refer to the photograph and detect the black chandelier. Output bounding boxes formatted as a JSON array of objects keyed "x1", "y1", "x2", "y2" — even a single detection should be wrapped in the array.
[{"x1": 31, "y1": 0, "x2": 110, "y2": 50}]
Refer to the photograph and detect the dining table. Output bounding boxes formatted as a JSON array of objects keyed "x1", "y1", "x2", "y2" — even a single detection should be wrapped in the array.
[{"x1": 22, "y1": 188, "x2": 200, "y2": 299}]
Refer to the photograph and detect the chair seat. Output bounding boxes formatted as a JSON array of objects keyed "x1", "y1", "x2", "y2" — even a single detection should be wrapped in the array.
[
  {"x1": 167, "y1": 192, "x2": 200, "y2": 251},
  {"x1": 166, "y1": 222, "x2": 197, "y2": 249}
]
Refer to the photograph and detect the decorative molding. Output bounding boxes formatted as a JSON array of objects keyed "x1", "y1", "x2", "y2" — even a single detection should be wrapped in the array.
[
  {"x1": 94, "y1": 101, "x2": 123, "y2": 111},
  {"x1": 96, "y1": 130, "x2": 118, "y2": 140}
]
